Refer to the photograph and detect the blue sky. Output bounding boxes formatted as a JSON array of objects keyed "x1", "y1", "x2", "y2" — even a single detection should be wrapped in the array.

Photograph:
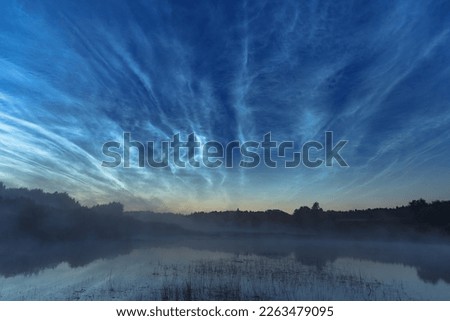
[{"x1": 0, "y1": 0, "x2": 449, "y2": 213}]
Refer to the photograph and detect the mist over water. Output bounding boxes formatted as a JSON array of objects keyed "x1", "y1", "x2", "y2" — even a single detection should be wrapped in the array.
[
  {"x1": 1, "y1": 234, "x2": 450, "y2": 300},
  {"x1": 1, "y1": 184, "x2": 450, "y2": 300},
  {"x1": 1, "y1": 0, "x2": 450, "y2": 302}
]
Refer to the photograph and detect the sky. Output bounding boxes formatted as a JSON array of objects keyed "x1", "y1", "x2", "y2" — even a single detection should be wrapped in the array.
[{"x1": 0, "y1": 0, "x2": 449, "y2": 213}]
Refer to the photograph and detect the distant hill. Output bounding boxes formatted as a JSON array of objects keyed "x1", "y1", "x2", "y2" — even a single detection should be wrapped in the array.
[
  {"x1": 1, "y1": 182, "x2": 449, "y2": 242},
  {"x1": 0, "y1": 182, "x2": 190, "y2": 243}
]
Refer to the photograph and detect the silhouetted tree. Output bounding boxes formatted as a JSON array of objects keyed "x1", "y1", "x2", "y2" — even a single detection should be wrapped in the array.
[
  {"x1": 0, "y1": 182, "x2": 4, "y2": 201},
  {"x1": 92, "y1": 202, "x2": 124, "y2": 215},
  {"x1": 409, "y1": 199, "x2": 428, "y2": 209},
  {"x1": 311, "y1": 202, "x2": 322, "y2": 213},
  {"x1": 293, "y1": 206, "x2": 311, "y2": 216}
]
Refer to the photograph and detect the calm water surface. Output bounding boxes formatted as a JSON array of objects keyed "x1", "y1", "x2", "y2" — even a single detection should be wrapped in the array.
[{"x1": 1, "y1": 238, "x2": 449, "y2": 300}]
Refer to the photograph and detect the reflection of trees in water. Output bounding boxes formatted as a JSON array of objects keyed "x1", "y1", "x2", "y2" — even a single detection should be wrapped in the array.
[
  {"x1": 164, "y1": 237, "x2": 450, "y2": 285},
  {"x1": 0, "y1": 240, "x2": 134, "y2": 277},
  {"x1": 0, "y1": 183, "x2": 449, "y2": 286},
  {"x1": 292, "y1": 240, "x2": 450, "y2": 284},
  {"x1": 0, "y1": 236, "x2": 449, "y2": 287}
]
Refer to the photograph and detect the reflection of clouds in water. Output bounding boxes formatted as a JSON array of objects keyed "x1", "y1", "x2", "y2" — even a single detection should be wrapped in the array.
[
  {"x1": 1, "y1": 240, "x2": 450, "y2": 300},
  {"x1": 0, "y1": 247, "x2": 235, "y2": 300}
]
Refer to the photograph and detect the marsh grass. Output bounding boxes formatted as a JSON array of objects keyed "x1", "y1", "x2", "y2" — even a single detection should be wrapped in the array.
[
  {"x1": 0, "y1": 250, "x2": 417, "y2": 300},
  {"x1": 62, "y1": 255, "x2": 409, "y2": 300}
]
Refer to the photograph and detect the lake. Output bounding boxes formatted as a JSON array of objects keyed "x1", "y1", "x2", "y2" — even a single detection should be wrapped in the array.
[{"x1": 0, "y1": 237, "x2": 449, "y2": 300}]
